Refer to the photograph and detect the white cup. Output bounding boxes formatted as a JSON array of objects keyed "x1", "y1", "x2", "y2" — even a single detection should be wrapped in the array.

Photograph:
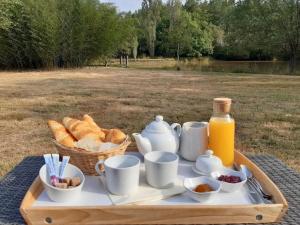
[
  {"x1": 95, "y1": 155, "x2": 140, "y2": 196},
  {"x1": 144, "y1": 151, "x2": 179, "y2": 189},
  {"x1": 179, "y1": 121, "x2": 208, "y2": 161}
]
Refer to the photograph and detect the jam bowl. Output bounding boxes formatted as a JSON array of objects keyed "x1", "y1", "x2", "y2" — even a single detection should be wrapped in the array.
[
  {"x1": 184, "y1": 176, "x2": 221, "y2": 202},
  {"x1": 211, "y1": 168, "x2": 247, "y2": 192}
]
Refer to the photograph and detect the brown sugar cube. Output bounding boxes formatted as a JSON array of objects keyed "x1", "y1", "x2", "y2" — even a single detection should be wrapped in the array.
[
  {"x1": 60, "y1": 177, "x2": 71, "y2": 186},
  {"x1": 55, "y1": 182, "x2": 68, "y2": 189},
  {"x1": 70, "y1": 177, "x2": 81, "y2": 187}
]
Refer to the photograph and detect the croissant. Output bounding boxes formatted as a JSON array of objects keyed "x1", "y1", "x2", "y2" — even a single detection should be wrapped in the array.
[
  {"x1": 104, "y1": 129, "x2": 126, "y2": 144},
  {"x1": 63, "y1": 117, "x2": 101, "y2": 141},
  {"x1": 101, "y1": 128, "x2": 110, "y2": 136},
  {"x1": 83, "y1": 114, "x2": 105, "y2": 140},
  {"x1": 48, "y1": 120, "x2": 75, "y2": 147}
]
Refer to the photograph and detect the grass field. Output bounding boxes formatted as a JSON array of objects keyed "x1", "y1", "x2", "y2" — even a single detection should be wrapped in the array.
[{"x1": 0, "y1": 67, "x2": 299, "y2": 177}]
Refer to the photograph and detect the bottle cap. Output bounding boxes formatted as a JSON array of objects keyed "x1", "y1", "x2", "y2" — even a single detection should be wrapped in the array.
[{"x1": 213, "y1": 97, "x2": 232, "y2": 114}]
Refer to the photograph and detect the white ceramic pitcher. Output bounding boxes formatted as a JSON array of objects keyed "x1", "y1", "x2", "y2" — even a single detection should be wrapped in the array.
[{"x1": 179, "y1": 121, "x2": 208, "y2": 161}]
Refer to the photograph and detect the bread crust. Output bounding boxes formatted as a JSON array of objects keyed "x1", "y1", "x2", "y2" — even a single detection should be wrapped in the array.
[
  {"x1": 83, "y1": 114, "x2": 105, "y2": 140},
  {"x1": 104, "y1": 128, "x2": 126, "y2": 144},
  {"x1": 63, "y1": 117, "x2": 102, "y2": 141},
  {"x1": 48, "y1": 120, "x2": 75, "y2": 147}
]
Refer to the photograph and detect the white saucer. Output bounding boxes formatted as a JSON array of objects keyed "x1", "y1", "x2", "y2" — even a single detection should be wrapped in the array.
[{"x1": 191, "y1": 165, "x2": 210, "y2": 176}]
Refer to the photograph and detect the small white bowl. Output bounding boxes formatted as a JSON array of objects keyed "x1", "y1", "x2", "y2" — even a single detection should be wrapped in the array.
[
  {"x1": 211, "y1": 168, "x2": 247, "y2": 192},
  {"x1": 39, "y1": 163, "x2": 85, "y2": 202},
  {"x1": 184, "y1": 176, "x2": 221, "y2": 202}
]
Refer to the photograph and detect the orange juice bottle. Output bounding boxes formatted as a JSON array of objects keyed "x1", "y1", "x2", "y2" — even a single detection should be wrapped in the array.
[{"x1": 209, "y1": 98, "x2": 235, "y2": 167}]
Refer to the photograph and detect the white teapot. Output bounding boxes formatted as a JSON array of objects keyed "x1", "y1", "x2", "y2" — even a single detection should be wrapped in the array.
[{"x1": 132, "y1": 115, "x2": 181, "y2": 155}]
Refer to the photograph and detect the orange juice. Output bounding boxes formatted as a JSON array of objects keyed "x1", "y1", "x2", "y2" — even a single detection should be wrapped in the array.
[
  {"x1": 208, "y1": 98, "x2": 235, "y2": 167},
  {"x1": 209, "y1": 117, "x2": 235, "y2": 167}
]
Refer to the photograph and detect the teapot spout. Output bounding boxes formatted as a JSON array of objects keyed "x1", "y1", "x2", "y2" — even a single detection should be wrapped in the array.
[{"x1": 132, "y1": 133, "x2": 152, "y2": 155}]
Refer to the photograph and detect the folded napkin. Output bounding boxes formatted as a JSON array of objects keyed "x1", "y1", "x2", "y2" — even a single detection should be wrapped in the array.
[{"x1": 100, "y1": 168, "x2": 185, "y2": 205}]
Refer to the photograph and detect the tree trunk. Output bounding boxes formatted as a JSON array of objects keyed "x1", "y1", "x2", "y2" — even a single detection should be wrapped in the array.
[
  {"x1": 177, "y1": 43, "x2": 180, "y2": 62},
  {"x1": 176, "y1": 43, "x2": 181, "y2": 70},
  {"x1": 149, "y1": 39, "x2": 155, "y2": 58},
  {"x1": 148, "y1": 22, "x2": 156, "y2": 58},
  {"x1": 133, "y1": 37, "x2": 138, "y2": 61},
  {"x1": 289, "y1": 50, "x2": 296, "y2": 74},
  {"x1": 133, "y1": 47, "x2": 138, "y2": 61}
]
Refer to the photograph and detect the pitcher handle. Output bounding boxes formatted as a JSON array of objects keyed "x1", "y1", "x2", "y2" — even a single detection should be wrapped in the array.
[
  {"x1": 171, "y1": 123, "x2": 182, "y2": 137},
  {"x1": 95, "y1": 159, "x2": 105, "y2": 176}
]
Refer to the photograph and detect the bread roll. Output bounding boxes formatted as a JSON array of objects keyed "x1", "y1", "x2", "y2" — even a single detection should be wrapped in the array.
[
  {"x1": 83, "y1": 114, "x2": 101, "y2": 131},
  {"x1": 63, "y1": 117, "x2": 101, "y2": 141},
  {"x1": 75, "y1": 137, "x2": 102, "y2": 152},
  {"x1": 48, "y1": 120, "x2": 75, "y2": 147},
  {"x1": 101, "y1": 128, "x2": 110, "y2": 136},
  {"x1": 83, "y1": 114, "x2": 105, "y2": 140},
  {"x1": 104, "y1": 129, "x2": 126, "y2": 144}
]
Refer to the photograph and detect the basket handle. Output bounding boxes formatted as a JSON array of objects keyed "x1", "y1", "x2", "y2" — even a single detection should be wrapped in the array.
[{"x1": 95, "y1": 159, "x2": 105, "y2": 176}]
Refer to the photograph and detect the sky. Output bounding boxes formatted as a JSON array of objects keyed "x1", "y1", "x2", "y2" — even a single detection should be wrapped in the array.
[
  {"x1": 101, "y1": 0, "x2": 144, "y2": 12},
  {"x1": 101, "y1": 0, "x2": 186, "y2": 12}
]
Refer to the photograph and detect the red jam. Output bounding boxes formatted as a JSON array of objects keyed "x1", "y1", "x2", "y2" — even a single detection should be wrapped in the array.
[{"x1": 218, "y1": 175, "x2": 241, "y2": 183}]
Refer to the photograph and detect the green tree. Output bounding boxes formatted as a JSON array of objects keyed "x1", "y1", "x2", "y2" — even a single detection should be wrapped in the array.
[
  {"x1": 119, "y1": 14, "x2": 139, "y2": 58},
  {"x1": 166, "y1": 0, "x2": 193, "y2": 61},
  {"x1": 26, "y1": 0, "x2": 57, "y2": 68},
  {"x1": 0, "y1": 0, "x2": 39, "y2": 68},
  {"x1": 141, "y1": 0, "x2": 162, "y2": 57},
  {"x1": 0, "y1": 0, "x2": 137, "y2": 69},
  {"x1": 262, "y1": 0, "x2": 300, "y2": 73},
  {"x1": 132, "y1": 36, "x2": 139, "y2": 60},
  {"x1": 206, "y1": 0, "x2": 299, "y2": 71},
  {"x1": 96, "y1": 3, "x2": 123, "y2": 65},
  {"x1": 185, "y1": 0, "x2": 215, "y2": 57}
]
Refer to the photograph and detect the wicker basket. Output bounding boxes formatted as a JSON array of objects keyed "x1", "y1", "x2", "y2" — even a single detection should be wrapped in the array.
[{"x1": 53, "y1": 136, "x2": 131, "y2": 175}]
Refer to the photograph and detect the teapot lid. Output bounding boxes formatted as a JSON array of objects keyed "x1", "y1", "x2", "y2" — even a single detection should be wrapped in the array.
[
  {"x1": 195, "y1": 150, "x2": 223, "y2": 174},
  {"x1": 145, "y1": 115, "x2": 171, "y2": 133}
]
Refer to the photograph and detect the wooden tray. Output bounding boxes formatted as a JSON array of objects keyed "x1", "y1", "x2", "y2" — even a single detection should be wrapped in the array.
[{"x1": 20, "y1": 150, "x2": 288, "y2": 225}]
